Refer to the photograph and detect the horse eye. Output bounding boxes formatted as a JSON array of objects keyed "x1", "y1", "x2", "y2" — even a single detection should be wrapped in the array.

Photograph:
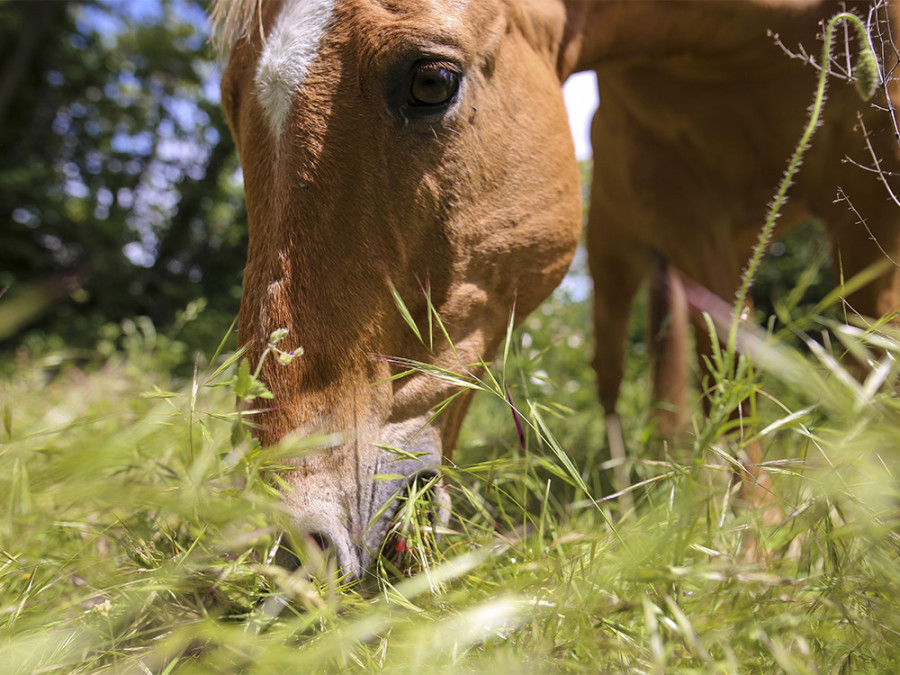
[{"x1": 408, "y1": 62, "x2": 460, "y2": 107}]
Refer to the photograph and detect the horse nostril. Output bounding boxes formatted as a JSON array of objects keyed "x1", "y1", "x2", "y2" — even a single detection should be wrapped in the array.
[
  {"x1": 272, "y1": 541, "x2": 301, "y2": 571},
  {"x1": 307, "y1": 531, "x2": 332, "y2": 555},
  {"x1": 272, "y1": 531, "x2": 335, "y2": 572},
  {"x1": 275, "y1": 520, "x2": 364, "y2": 580}
]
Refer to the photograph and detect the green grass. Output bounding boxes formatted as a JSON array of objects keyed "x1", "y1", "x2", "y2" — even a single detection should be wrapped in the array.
[{"x1": 2, "y1": 274, "x2": 899, "y2": 672}]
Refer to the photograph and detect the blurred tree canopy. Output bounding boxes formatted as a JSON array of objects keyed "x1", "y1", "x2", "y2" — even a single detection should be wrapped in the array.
[{"x1": 0, "y1": 0, "x2": 245, "y2": 359}]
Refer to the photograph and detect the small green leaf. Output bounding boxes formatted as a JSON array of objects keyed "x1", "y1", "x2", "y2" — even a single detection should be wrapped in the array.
[{"x1": 232, "y1": 358, "x2": 273, "y2": 400}]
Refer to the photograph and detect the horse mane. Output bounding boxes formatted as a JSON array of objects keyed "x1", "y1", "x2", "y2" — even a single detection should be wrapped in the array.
[{"x1": 209, "y1": 0, "x2": 265, "y2": 54}]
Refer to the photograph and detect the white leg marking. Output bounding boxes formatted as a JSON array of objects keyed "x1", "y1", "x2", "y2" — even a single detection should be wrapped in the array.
[{"x1": 255, "y1": 0, "x2": 337, "y2": 138}]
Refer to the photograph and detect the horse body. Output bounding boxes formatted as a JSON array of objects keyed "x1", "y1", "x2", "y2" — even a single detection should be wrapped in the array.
[
  {"x1": 576, "y1": 1, "x2": 900, "y2": 429},
  {"x1": 213, "y1": 0, "x2": 899, "y2": 579}
]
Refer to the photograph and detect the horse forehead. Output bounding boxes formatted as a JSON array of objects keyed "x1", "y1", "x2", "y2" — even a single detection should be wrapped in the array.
[
  {"x1": 254, "y1": 0, "x2": 482, "y2": 136},
  {"x1": 365, "y1": 0, "x2": 473, "y2": 19},
  {"x1": 255, "y1": 0, "x2": 338, "y2": 136}
]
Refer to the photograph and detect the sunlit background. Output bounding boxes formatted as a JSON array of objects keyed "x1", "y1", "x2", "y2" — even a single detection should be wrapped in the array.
[{"x1": 563, "y1": 71, "x2": 598, "y2": 161}]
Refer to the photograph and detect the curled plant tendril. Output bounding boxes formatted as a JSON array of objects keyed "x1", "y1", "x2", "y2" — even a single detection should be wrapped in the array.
[
  {"x1": 854, "y1": 35, "x2": 880, "y2": 101},
  {"x1": 728, "y1": 11, "x2": 881, "y2": 358}
]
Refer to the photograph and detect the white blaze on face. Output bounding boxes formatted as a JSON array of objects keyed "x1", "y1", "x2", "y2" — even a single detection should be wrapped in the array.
[{"x1": 255, "y1": 0, "x2": 337, "y2": 138}]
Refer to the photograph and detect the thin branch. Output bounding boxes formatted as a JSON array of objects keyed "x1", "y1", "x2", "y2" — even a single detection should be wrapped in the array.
[{"x1": 834, "y1": 187, "x2": 899, "y2": 268}]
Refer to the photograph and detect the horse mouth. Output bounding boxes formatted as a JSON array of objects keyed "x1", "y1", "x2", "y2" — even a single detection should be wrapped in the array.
[
  {"x1": 274, "y1": 472, "x2": 452, "y2": 585},
  {"x1": 381, "y1": 473, "x2": 452, "y2": 575}
]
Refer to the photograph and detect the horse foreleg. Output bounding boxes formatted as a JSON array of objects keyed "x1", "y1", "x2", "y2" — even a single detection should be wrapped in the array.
[
  {"x1": 648, "y1": 257, "x2": 691, "y2": 437},
  {"x1": 587, "y1": 226, "x2": 650, "y2": 513}
]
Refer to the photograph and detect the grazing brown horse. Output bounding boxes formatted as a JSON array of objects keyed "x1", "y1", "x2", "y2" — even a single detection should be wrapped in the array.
[{"x1": 212, "y1": 0, "x2": 899, "y2": 579}]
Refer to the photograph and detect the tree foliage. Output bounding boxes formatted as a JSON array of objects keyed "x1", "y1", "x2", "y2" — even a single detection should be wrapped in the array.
[{"x1": 0, "y1": 0, "x2": 245, "y2": 356}]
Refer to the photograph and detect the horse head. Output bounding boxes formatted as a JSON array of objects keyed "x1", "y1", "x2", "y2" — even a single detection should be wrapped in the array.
[{"x1": 215, "y1": 0, "x2": 582, "y2": 579}]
